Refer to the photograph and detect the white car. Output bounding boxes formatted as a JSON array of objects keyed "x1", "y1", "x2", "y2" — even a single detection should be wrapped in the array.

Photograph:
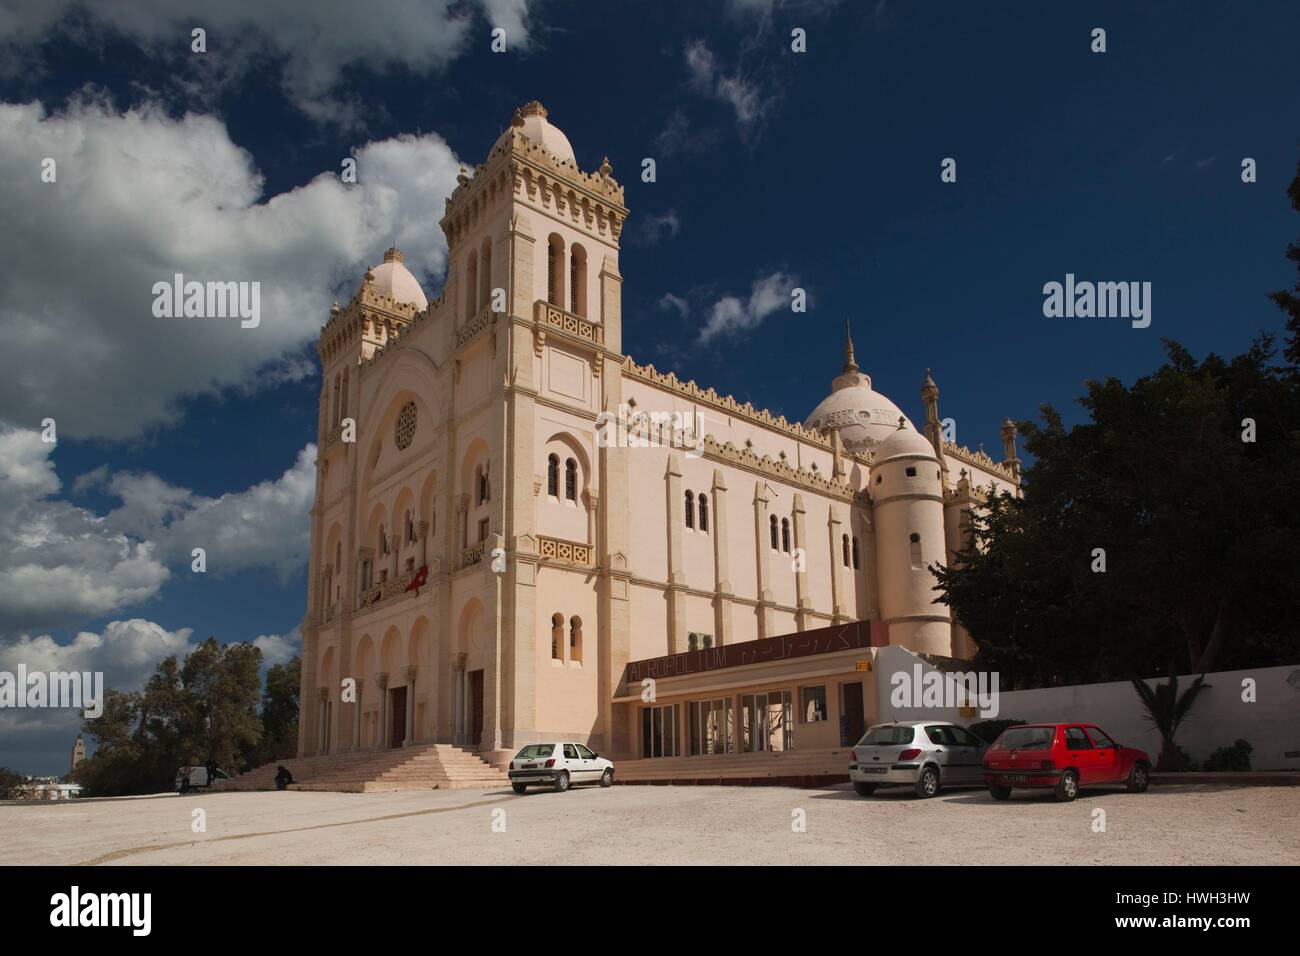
[
  {"x1": 174, "y1": 764, "x2": 230, "y2": 794},
  {"x1": 507, "y1": 742, "x2": 614, "y2": 793},
  {"x1": 849, "y1": 720, "x2": 988, "y2": 798}
]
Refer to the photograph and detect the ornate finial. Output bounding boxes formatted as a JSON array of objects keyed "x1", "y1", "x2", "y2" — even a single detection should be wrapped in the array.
[
  {"x1": 457, "y1": 165, "x2": 469, "y2": 186},
  {"x1": 923, "y1": 367, "x2": 936, "y2": 387},
  {"x1": 599, "y1": 155, "x2": 613, "y2": 178},
  {"x1": 330, "y1": 300, "x2": 340, "y2": 314},
  {"x1": 510, "y1": 107, "x2": 525, "y2": 128},
  {"x1": 843, "y1": 320, "x2": 858, "y2": 372},
  {"x1": 897, "y1": 416, "x2": 907, "y2": 430},
  {"x1": 519, "y1": 100, "x2": 548, "y2": 119},
  {"x1": 363, "y1": 267, "x2": 375, "y2": 284},
  {"x1": 383, "y1": 246, "x2": 403, "y2": 264}
]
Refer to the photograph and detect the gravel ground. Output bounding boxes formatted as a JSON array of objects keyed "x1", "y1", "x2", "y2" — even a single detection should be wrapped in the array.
[{"x1": 5, "y1": 781, "x2": 1297, "y2": 866}]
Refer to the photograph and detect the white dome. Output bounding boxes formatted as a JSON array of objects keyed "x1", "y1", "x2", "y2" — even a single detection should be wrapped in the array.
[
  {"x1": 875, "y1": 423, "x2": 938, "y2": 463},
  {"x1": 368, "y1": 247, "x2": 427, "y2": 310},
  {"x1": 805, "y1": 328, "x2": 913, "y2": 451},
  {"x1": 499, "y1": 101, "x2": 576, "y2": 165}
]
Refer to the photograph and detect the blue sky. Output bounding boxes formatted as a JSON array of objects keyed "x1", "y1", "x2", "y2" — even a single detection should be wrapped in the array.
[{"x1": 1, "y1": 0, "x2": 1297, "y2": 774}]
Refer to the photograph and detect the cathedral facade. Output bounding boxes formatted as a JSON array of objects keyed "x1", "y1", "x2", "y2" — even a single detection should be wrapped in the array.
[{"x1": 298, "y1": 102, "x2": 1020, "y2": 766}]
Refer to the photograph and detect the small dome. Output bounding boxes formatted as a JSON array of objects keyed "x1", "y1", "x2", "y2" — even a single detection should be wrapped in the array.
[
  {"x1": 367, "y1": 247, "x2": 427, "y2": 310},
  {"x1": 875, "y1": 421, "x2": 938, "y2": 463},
  {"x1": 498, "y1": 101, "x2": 577, "y2": 165}
]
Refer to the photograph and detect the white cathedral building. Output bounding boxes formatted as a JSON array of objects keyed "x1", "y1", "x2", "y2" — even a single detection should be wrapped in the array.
[{"x1": 298, "y1": 102, "x2": 1021, "y2": 771}]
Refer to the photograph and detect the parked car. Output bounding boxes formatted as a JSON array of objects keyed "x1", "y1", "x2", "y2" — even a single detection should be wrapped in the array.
[
  {"x1": 849, "y1": 720, "x2": 988, "y2": 798},
  {"x1": 982, "y1": 723, "x2": 1151, "y2": 802},
  {"x1": 174, "y1": 764, "x2": 230, "y2": 794},
  {"x1": 507, "y1": 742, "x2": 614, "y2": 793}
]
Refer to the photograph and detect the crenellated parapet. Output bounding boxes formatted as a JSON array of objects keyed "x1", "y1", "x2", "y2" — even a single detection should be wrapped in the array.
[{"x1": 941, "y1": 440, "x2": 1018, "y2": 483}]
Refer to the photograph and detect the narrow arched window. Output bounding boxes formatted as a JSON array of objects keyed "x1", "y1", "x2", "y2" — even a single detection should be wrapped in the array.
[
  {"x1": 769, "y1": 514, "x2": 778, "y2": 550},
  {"x1": 479, "y1": 237, "x2": 492, "y2": 312},
  {"x1": 781, "y1": 518, "x2": 791, "y2": 553},
  {"x1": 852, "y1": 536, "x2": 861, "y2": 570},
  {"x1": 405, "y1": 511, "x2": 414, "y2": 544},
  {"x1": 569, "y1": 616, "x2": 583, "y2": 662},
  {"x1": 551, "y1": 613, "x2": 564, "y2": 660},
  {"x1": 547, "y1": 235, "x2": 564, "y2": 307},
  {"x1": 465, "y1": 249, "x2": 479, "y2": 320},
  {"x1": 547, "y1": 454, "x2": 559, "y2": 497},
  {"x1": 685, "y1": 490, "x2": 695, "y2": 529},
  {"x1": 570, "y1": 244, "x2": 588, "y2": 316},
  {"x1": 842, "y1": 534, "x2": 850, "y2": 568},
  {"x1": 564, "y1": 458, "x2": 577, "y2": 501},
  {"x1": 378, "y1": 524, "x2": 387, "y2": 556},
  {"x1": 698, "y1": 493, "x2": 709, "y2": 533},
  {"x1": 909, "y1": 533, "x2": 922, "y2": 569}
]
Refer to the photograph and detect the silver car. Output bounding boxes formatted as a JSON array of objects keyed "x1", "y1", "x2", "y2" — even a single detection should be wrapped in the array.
[{"x1": 849, "y1": 720, "x2": 987, "y2": 798}]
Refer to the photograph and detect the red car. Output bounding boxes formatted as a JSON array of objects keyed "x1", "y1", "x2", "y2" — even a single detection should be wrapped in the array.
[{"x1": 982, "y1": 723, "x2": 1151, "y2": 802}]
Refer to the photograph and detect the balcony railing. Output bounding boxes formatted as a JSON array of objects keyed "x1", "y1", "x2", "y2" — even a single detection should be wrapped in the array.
[
  {"x1": 356, "y1": 568, "x2": 417, "y2": 612},
  {"x1": 538, "y1": 535, "x2": 593, "y2": 567},
  {"x1": 460, "y1": 541, "x2": 486, "y2": 569},
  {"x1": 534, "y1": 300, "x2": 604, "y2": 346}
]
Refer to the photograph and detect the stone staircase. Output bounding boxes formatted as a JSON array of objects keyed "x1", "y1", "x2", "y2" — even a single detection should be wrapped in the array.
[
  {"x1": 614, "y1": 747, "x2": 853, "y2": 787},
  {"x1": 215, "y1": 743, "x2": 510, "y2": 793}
]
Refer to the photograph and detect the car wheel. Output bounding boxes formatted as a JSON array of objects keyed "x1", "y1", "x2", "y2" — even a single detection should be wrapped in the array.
[
  {"x1": 853, "y1": 782, "x2": 877, "y2": 797},
  {"x1": 553, "y1": 771, "x2": 570, "y2": 793},
  {"x1": 511, "y1": 783, "x2": 528, "y2": 795},
  {"x1": 1055, "y1": 769, "x2": 1079, "y2": 802},
  {"x1": 599, "y1": 768, "x2": 614, "y2": 788},
  {"x1": 914, "y1": 766, "x2": 940, "y2": 798},
  {"x1": 1126, "y1": 762, "x2": 1150, "y2": 793},
  {"x1": 988, "y1": 784, "x2": 1012, "y2": 801}
]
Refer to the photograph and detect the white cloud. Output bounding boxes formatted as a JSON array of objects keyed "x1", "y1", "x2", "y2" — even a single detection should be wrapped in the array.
[
  {"x1": 0, "y1": 97, "x2": 461, "y2": 440},
  {"x1": 659, "y1": 292, "x2": 690, "y2": 319},
  {"x1": 698, "y1": 271, "x2": 799, "y2": 344},
  {"x1": 0, "y1": 427, "x2": 170, "y2": 633},
  {"x1": 682, "y1": 39, "x2": 771, "y2": 140},
  {"x1": 0, "y1": 1, "x2": 538, "y2": 125},
  {"x1": 253, "y1": 625, "x2": 302, "y2": 668},
  {"x1": 638, "y1": 210, "x2": 681, "y2": 245},
  {"x1": 88, "y1": 444, "x2": 317, "y2": 581}
]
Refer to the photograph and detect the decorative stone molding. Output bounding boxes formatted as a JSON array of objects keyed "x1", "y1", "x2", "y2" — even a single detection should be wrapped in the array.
[
  {"x1": 456, "y1": 307, "x2": 496, "y2": 351},
  {"x1": 461, "y1": 541, "x2": 486, "y2": 568},
  {"x1": 320, "y1": 423, "x2": 345, "y2": 455},
  {"x1": 534, "y1": 300, "x2": 604, "y2": 346},
  {"x1": 356, "y1": 567, "x2": 418, "y2": 612},
  {"x1": 538, "y1": 535, "x2": 593, "y2": 567}
]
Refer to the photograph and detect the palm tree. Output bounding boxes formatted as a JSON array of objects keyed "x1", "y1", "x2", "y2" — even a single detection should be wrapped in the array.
[{"x1": 1130, "y1": 674, "x2": 1211, "y2": 771}]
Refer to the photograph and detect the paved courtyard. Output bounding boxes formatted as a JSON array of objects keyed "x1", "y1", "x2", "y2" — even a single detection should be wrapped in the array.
[{"x1": 6, "y1": 782, "x2": 1297, "y2": 866}]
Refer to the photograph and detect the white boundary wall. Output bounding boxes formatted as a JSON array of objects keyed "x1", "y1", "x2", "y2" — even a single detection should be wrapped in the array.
[{"x1": 872, "y1": 645, "x2": 1300, "y2": 770}]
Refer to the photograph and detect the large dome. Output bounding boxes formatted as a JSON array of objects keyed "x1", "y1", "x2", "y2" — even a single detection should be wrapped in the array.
[
  {"x1": 368, "y1": 247, "x2": 427, "y2": 310},
  {"x1": 805, "y1": 328, "x2": 914, "y2": 452},
  {"x1": 498, "y1": 101, "x2": 576, "y2": 165}
]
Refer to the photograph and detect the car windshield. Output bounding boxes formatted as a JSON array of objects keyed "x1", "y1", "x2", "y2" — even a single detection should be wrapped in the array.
[
  {"x1": 857, "y1": 725, "x2": 916, "y2": 746},
  {"x1": 993, "y1": 727, "x2": 1056, "y2": 751},
  {"x1": 515, "y1": 744, "x2": 554, "y2": 759}
]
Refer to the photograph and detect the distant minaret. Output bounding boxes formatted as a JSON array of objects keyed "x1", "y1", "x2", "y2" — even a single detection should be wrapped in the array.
[{"x1": 70, "y1": 734, "x2": 85, "y2": 773}]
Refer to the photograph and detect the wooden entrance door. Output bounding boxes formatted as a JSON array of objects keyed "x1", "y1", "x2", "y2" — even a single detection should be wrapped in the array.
[
  {"x1": 469, "y1": 669, "x2": 484, "y2": 749},
  {"x1": 841, "y1": 681, "x2": 865, "y2": 746},
  {"x1": 390, "y1": 685, "x2": 407, "y2": 749}
]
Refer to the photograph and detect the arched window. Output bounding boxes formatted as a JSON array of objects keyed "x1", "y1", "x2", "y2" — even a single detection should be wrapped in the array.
[
  {"x1": 476, "y1": 462, "x2": 490, "y2": 505},
  {"x1": 684, "y1": 490, "x2": 695, "y2": 529},
  {"x1": 547, "y1": 235, "x2": 564, "y2": 307},
  {"x1": 569, "y1": 615, "x2": 583, "y2": 662},
  {"x1": 698, "y1": 493, "x2": 709, "y2": 533},
  {"x1": 842, "y1": 534, "x2": 850, "y2": 568},
  {"x1": 465, "y1": 249, "x2": 478, "y2": 320},
  {"x1": 781, "y1": 518, "x2": 791, "y2": 554},
  {"x1": 769, "y1": 514, "x2": 779, "y2": 550},
  {"x1": 332, "y1": 373, "x2": 341, "y2": 425},
  {"x1": 405, "y1": 510, "x2": 415, "y2": 544},
  {"x1": 551, "y1": 613, "x2": 563, "y2": 660},
  {"x1": 547, "y1": 454, "x2": 559, "y2": 497},
  {"x1": 378, "y1": 524, "x2": 388, "y2": 556},
  {"x1": 570, "y1": 244, "x2": 587, "y2": 316},
  {"x1": 564, "y1": 458, "x2": 577, "y2": 501},
  {"x1": 909, "y1": 533, "x2": 922, "y2": 569},
  {"x1": 852, "y1": 536, "x2": 861, "y2": 570}
]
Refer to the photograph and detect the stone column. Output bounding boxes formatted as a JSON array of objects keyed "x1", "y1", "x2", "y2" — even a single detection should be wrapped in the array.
[
  {"x1": 298, "y1": 626, "x2": 317, "y2": 756},
  {"x1": 793, "y1": 493, "x2": 811, "y2": 631},
  {"x1": 376, "y1": 672, "x2": 389, "y2": 750},
  {"x1": 418, "y1": 521, "x2": 429, "y2": 567},
  {"x1": 317, "y1": 689, "x2": 329, "y2": 754},
  {"x1": 829, "y1": 505, "x2": 848, "y2": 622},
  {"x1": 389, "y1": 530, "x2": 399, "y2": 581},
  {"x1": 404, "y1": 666, "x2": 418, "y2": 745},
  {"x1": 664, "y1": 453, "x2": 685, "y2": 653},
  {"x1": 351, "y1": 679, "x2": 364, "y2": 752},
  {"x1": 710, "y1": 468, "x2": 732, "y2": 646},
  {"x1": 753, "y1": 482, "x2": 774, "y2": 640}
]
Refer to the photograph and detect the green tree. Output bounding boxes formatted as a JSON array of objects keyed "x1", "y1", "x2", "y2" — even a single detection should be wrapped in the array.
[
  {"x1": 255, "y1": 656, "x2": 301, "y2": 765},
  {"x1": 0, "y1": 766, "x2": 25, "y2": 799},
  {"x1": 181, "y1": 638, "x2": 264, "y2": 773},
  {"x1": 1131, "y1": 674, "x2": 1212, "y2": 771}
]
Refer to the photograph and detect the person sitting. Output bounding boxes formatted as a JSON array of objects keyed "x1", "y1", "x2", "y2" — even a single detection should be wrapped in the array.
[{"x1": 274, "y1": 765, "x2": 294, "y2": 791}]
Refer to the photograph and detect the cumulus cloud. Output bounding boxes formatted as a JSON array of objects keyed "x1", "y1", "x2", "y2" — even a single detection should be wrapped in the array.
[
  {"x1": 0, "y1": 0, "x2": 538, "y2": 125},
  {"x1": 83, "y1": 444, "x2": 317, "y2": 581},
  {"x1": 697, "y1": 271, "x2": 799, "y2": 344},
  {"x1": 0, "y1": 427, "x2": 170, "y2": 633},
  {"x1": 253, "y1": 625, "x2": 302, "y2": 668},
  {"x1": 0, "y1": 97, "x2": 461, "y2": 440}
]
